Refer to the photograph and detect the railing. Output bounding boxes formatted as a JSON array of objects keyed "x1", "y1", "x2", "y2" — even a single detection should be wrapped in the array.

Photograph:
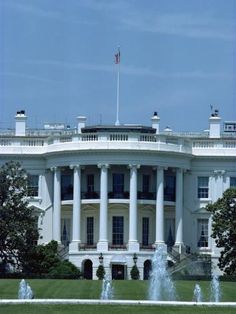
[
  {"x1": 140, "y1": 245, "x2": 155, "y2": 251},
  {"x1": 0, "y1": 130, "x2": 235, "y2": 156},
  {"x1": 108, "y1": 191, "x2": 129, "y2": 199},
  {"x1": 109, "y1": 244, "x2": 126, "y2": 250},
  {"x1": 81, "y1": 191, "x2": 100, "y2": 199},
  {"x1": 137, "y1": 191, "x2": 155, "y2": 200},
  {"x1": 110, "y1": 133, "x2": 128, "y2": 141},
  {"x1": 79, "y1": 244, "x2": 97, "y2": 251}
]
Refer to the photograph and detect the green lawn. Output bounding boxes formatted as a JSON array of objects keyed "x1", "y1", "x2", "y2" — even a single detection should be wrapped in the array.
[
  {"x1": 0, "y1": 280, "x2": 236, "y2": 314},
  {"x1": 0, "y1": 279, "x2": 235, "y2": 301}
]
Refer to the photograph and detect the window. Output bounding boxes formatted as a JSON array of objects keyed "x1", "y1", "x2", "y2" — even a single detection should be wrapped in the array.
[
  {"x1": 87, "y1": 174, "x2": 94, "y2": 192},
  {"x1": 142, "y1": 217, "x2": 149, "y2": 246},
  {"x1": 164, "y1": 175, "x2": 176, "y2": 201},
  {"x1": 142, "y1": 175, "x2": 150, "y2": 193},
  {"x1": 197, "y1": 219, "x2": 208, "y2": 248},
  {"x1": 87, "y1": 217, "x2": 94, "y2": 245},
  {"x1": 113, "y1": 173, "x2": 124, "y2": 197},
  {"x1": 61, "y1": 173, "x2": 73, "y2": 200},
  {"x1": 27, "y1": 175, "x2": 39, "y2": 197},
  {"x1": 112, "y1": 216, "x2": 124, "y2": 245},
  {"x1": 230, "y1": 177, "x2": 236, "y2": 188},
  {"x1": 61, "y1": 218, "x2": 71, "y2": 247},
  {"x1": 198, "y1": 177, "x2": 209, "y2": 198}
]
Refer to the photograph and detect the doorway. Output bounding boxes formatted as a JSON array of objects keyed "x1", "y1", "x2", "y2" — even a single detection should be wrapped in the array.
[
  {"x1": 83, "y1": 259, "x2": 93, "y2": 279},
  {"x1": 112, "y1": 264, "x2": 125, "y2": 280}
]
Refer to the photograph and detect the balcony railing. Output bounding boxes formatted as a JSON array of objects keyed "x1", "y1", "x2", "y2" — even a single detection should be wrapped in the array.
[
  {"x1": 108, "y1": 191, "x2": 129, "y2": 199},
  {"x1": 137, "y1": 191, "x2": 155, "y2": 200},
  {"x1": 81, "y1": 191, "x2": 100, "y2": 199},
  {"x1": 61, "y1": 190, "x2": 176, "y2": 201}
]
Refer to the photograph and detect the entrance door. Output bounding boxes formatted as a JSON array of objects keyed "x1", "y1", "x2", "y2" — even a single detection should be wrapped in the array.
[
  {"x1": 112, "y1": 264, "x2": 125, "y2": 280},
  {"x1": 144, "y1": 260, "x2": 152, "y2": 280},
  {"x1": 83, "y1": 259, "x2": 93, "y2": 279}
]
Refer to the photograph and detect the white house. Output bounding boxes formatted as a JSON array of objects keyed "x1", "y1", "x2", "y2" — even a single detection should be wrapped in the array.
[{"x1": 0, "y1": 110, "x2": 235, "y2": 279}]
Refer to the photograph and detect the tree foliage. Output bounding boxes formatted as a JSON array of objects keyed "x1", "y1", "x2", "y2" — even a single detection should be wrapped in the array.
[
  {"x1": 0, "y1": 161, "x2": 39, "y2": 271},
  {"x1": 206, "y1": 188, "x2": 236, "y2": 275}
]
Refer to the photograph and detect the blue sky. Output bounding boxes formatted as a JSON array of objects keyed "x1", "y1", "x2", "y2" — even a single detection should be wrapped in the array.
[{"x1": 0, "y1": 0, "x2": 235, "y2": 132}]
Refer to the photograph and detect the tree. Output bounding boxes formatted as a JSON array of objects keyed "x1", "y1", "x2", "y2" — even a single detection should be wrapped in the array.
[
  {"x1": 206, "y1": 188, "x2": 236, "y2": 275},
  {"x1": 0, "y1": 161, "x2": 39, "y2": 271}
]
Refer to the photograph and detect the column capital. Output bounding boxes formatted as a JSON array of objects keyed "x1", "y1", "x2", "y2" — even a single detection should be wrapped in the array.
[
  {"x1": 128, "y1": 164, "x2": 140, "y2": 170},
  {"x1": 213, "y1": 169, "x2": 226, "y2": 177},
  {"x1": 50, "y1": 166, "x2": 59, "y2": 172},
  {"x1": 69, "y1": 164, "x2": 80, "y2": 170},
  {"x1": 98, "y1": 163, "x2": 109, "y2": 169},
  {"x1": 153, "y1": 166, "x2": 167, "y2": 171}
]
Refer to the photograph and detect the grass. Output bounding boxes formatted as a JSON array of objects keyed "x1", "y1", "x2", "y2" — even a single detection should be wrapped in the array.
[
  {"x1": 0, "y1": 279, "x2": 236, "y2": 301},
  {"x1": 0, "y1": 279, "x2": 235, "y2": 314}
]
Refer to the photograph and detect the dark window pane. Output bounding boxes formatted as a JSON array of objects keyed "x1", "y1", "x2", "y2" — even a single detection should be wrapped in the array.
[
  {"x1": 142, "y1": 217, "x2": 149, "y2": 246},
  {"x1": 87, "y1": 217, "x2": 94, "y2": 245},
  {"x1": 164, "y1": 175, "x2": 176, "y2": 201},
  {"x1": 112, "y1": 216, "x2": 124, "y2": 245},
  {"x1": 27, "y1": 175, "x2": 39, "y2": 197},
  {"x1": 61, "y1": 174, "x2": 73, "y2": 200}
]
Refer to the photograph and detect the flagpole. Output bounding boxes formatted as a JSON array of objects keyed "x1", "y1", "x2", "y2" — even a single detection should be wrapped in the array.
[{"x1": 115, "y1": 47, "x2": 120, "y2": 126}]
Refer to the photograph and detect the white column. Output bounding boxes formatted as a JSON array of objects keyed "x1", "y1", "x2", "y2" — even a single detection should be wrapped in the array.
[
  {"x1": 69, "y1": 165, "x2": 81, "y2": 251},
  {"x1": 97, "y1": 164, "x2": 109, "y2": 251},
  {"x1": 128, "y1": 164, "x2": 140, "y2": 251},
  {"x1": 155, "y1": 167, "x2": 165, "y2": 247},
  {"x1": 175, "y1": 168, "x2": 184, "y2": 253},
  {"x1": 52, "y1": 167, "x2": 61, "y2": 243}
]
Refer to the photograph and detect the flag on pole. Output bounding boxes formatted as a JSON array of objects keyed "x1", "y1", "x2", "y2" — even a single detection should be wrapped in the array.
[{"x1": 115, "y1": 48, "x2": 120, "y2": 64}]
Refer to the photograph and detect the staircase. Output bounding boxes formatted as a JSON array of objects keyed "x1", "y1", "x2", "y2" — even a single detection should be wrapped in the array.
[{"x1": 168, "y1": 253, "x2": 211, "y2": 276}]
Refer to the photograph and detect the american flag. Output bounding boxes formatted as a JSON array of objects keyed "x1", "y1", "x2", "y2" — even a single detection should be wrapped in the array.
[{"x1": 115, "y1": 48, "x2": 120, "y2": 64}]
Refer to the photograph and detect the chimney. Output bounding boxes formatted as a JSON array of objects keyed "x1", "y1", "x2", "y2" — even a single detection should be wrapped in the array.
[
  {"x1": 15, "y1": 110, "x2": 27, "y2": 136},
  {"x1": 77, "y1": 116, "x2": 87, "y2": 133},
  {"x1": 209, "y1": 109, "x2": 221, "y2": 138},
  {"x1": 151, "y1": 112, "x2": 160, "y2": 134}
]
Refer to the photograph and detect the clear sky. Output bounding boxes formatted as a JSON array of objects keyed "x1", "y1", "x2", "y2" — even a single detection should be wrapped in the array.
[{"x1": 0, "y1": 0, "x2": 235, "y2": 132}]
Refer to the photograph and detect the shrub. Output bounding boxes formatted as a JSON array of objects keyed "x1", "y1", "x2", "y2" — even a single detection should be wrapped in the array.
[
  {"x1": 49, "y1": 260, "x2": 81, "y2": 279},
  {"x1": 96, "y1": 265, "x2": 105, "y2": 280},
  {"x1": 130, "y1": 265, "x2": 140, "y2": 280}
]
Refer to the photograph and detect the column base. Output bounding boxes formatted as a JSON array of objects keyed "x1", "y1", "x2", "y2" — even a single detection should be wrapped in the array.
[
  {"x1": 173, "y1": 242, "x2": 185, "y2": 255},
  {"x1": 97, "y1": 240, "x2": 108, "y2": 252},
  {"x1": 154, "y1": 241, "x2": 167, "y2": 252},
  {"x1": 127, "y1": 241, "x2": 140, "y2": 252},
  {"x1": 69, "y1": 240, "x2": 81, "y2": 252}
]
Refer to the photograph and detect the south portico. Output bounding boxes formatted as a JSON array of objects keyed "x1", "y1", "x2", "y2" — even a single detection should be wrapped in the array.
[{"x1": 48, "y1": 159, "x2": 188, "y2": 279}]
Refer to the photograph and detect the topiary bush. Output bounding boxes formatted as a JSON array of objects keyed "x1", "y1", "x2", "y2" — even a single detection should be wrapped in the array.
[
  {"x1": 130, "y1": 265, "x2": 140, "y2": 280},
  {"x1": 96, "y1": 265, "x2": 105, "y2": 280}
]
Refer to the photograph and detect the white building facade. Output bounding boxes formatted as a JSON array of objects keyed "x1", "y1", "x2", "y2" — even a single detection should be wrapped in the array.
[{"x1": 1, "y1": 110, "x2": 236, "y2": 279}]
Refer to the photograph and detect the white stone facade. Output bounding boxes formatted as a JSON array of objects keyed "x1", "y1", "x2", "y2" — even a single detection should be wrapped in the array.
[{"x1": 0, "y1": 111, "x2": 235, "y2": 279}]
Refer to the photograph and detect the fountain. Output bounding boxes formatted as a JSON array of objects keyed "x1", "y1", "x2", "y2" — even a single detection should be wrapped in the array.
[
  {"x1": 100, "y1": 274, "x2": 113, "y2": 300},
  {"x1": 18, "y1": 279, "x2": 34, "y2": 299},
  {"x1": 193, "y1": 284, "x2": 202, "y2": 302},
  {"x1": 149, "y1": 245, "x2": 176, "y2": 301},
  {"x1": 210, "y1": 274, "x2": 221, "y2": 302}
]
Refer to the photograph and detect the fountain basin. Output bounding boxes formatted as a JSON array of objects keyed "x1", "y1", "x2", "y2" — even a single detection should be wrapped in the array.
[{"x1": 0, "y1": 299, "x2": 236, "y2": 307}]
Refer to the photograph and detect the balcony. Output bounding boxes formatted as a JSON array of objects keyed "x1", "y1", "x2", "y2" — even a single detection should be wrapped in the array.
[
  {"x1": 81, "y1": 191, "x2": 100, "y2": 199},
  {"x1": 137, "y1": 191, "x2": 155, "y2": 200},
  {"x1": 108, "y1": 191, "x2": 129, "y2": 199}
]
